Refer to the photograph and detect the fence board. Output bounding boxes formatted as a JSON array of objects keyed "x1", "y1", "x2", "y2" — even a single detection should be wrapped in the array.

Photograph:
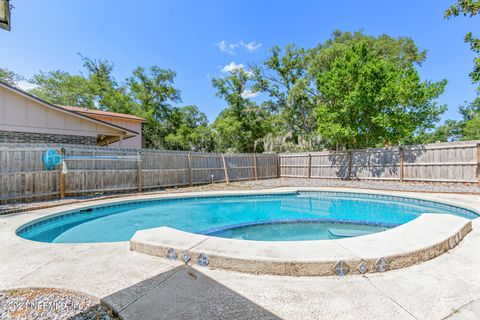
[
  {"x1": 2, "y1": 140, "x2": 479, "y2": 204},
  {"x1": 0, "y1": 143, "x2": 279, "y2": 203},
  {"x1": 279, "y1": 141, "x2": 480, "y2": 183},
  {"x1": 0, "y1": 144, "x2": 277, "y2": 203}
]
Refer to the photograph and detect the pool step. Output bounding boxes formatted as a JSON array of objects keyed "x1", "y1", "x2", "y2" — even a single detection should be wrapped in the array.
[{"x1": 328, "y1": 228, "x2": 376, "y2": 238}]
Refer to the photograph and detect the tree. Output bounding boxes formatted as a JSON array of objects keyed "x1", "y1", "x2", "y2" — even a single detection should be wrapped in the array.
[
  {"x1": 314, "y1": 40, "x2": 447, "y2": 149},
  {"x1": 0, "y1": 67, "x2": 23, "y2": 87},
  {"x1": 27, "y1": 55, "x2": 129, "y2": 111},
  {"x1": 252, "y1": 44, "x2": 316, "y2": 143},
  {"x1": 415, "y1": 96, "x2": 480, "y2": 143},
  {"x1": 460, "y1": 96, "x2": 480, "y2": 139},
  {"x1": 80, "y1": 55, "x2": 133, "y2": 114},
  {"x1": 25, "y1": 56, "x2": 194, "y2": 149},
  {"x1": 127, "y1": 66, "x2": 182, "y2": 148},
  {"x1": 445, "y1": 0, "x2": 480, "y2": 82},
  {"x1": 212, "y1": 68, "x2": 272, "y2": 152},
  {"x1": 310, "y1": 31, "x2": 427, "y2": 73},
  {"x1": 164, "y1": 105, "x2": 214, "y2": 151},
  {"x1": 29, "y1": 70, "x2": 95, "y2": 108},
  {"x1": 463, "y1": 113, "x2": 480, "y2": 139},
  {"x1": 442, "y1": 2, "x2": 480, "y2": 141},
  {"x1": 250, "y1": 31, "x2": 432, "y2": 151},
  {"x1": 411, "y1": 120, "x2": 463, "y2": 143}
]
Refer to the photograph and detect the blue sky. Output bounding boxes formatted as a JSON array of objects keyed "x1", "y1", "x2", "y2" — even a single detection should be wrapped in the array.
[{"x1": 1, "y1": 0, "x2": 478, "y2": 123}]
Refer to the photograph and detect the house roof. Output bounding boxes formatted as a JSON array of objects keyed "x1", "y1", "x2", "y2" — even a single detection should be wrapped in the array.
[
  {"x1": 60, "y1": 106, "x2": 147, "y2": 122},
  {"x1": 0, "y1": 80, "x2": 139, "y2": 136}
]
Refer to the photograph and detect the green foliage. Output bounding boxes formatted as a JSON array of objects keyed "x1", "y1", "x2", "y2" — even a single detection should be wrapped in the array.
[
  {"x1": 80, "y1": 55, "x2": 133, "y2": 114},
  {"x1": 29, "y1": 70, "x2": 95, "y2": 108},
  {"x1": 247, "y1": 31, "x2": 439, "y2": 151},
  {"x1": 460, "y1": 97, "x2": 480, "y2": 139},
  {"x1": 438, "y1": 1, "x2": 480, "y2": 142},
  {"x1": 29, "y1": 56, "x2": 130, "y2": 111},
  {"x1": 314, "y1": 40, "x2": 447, "y2": 149},
  {"x1": 212, "y1": 68, "x2": 272, "y2": 152},
  {"x1": 2, "y1": 29, "x2": 454, "y2": 152},
  {"x1": 23, "y1": 56, "x2": 201, "y2": 150},
  {"x1": 310, "y1": 31, "x2": 427, "y2": 73},
  {"x1": 258, "y1": 132, "x2": 326, "y2": 152},
  {"x1": 445, "y1": 0, "x2": 480, "y2": 18},
  {"x1": 252, "y1": 44, "x2": 316, "y2": 142},
  {"x1": 417, "y1": 97, "x2": 480, "y2": 143},
  {"x1": 463, "y1": 113, "x2": 480, "y2": 139},
  {"x1": 411, "y1": 120, "x2": 463, "y2": 143},
  {"x1": 164, "y1": 105, "x2": 214, "y2": 151},
  {"x1": 127, "y1": 66, "x2": 182, "y2": 148},
  {"x1": 445, "y1": 0, "x2": 480, "y2": 82},
  {"x1": 459, "y1": 96, "x2": 480, "y2": 120},
  {"x1": 0, "y1": 67, "x2": 23, "y2": 87}
]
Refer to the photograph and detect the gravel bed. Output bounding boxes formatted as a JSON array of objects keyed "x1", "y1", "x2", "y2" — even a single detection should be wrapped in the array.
[
  {"x1": 239, "y1": 178, "x2": 480, "y2": 194},
  {"x1": 0, "y1": 288, "x2": 118, "y2": 320}
]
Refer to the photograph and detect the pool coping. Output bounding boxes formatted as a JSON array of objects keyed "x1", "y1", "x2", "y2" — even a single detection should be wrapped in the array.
[
  {"x1": 8, "y1": 187, "x2": 478, "y2": 277},
  {"x1": 130, "y1": 214, "x2": 472, "y2": 276}
]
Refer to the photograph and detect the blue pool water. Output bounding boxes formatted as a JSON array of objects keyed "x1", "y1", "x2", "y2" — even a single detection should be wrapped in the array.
[{"x1": 17, "y1": 192, "x2": 478, "y2": 243}]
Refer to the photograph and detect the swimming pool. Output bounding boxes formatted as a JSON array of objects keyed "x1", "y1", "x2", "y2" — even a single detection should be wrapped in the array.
[{"x1": 17, "y1": 191, "x2": 478, "y2": 243}]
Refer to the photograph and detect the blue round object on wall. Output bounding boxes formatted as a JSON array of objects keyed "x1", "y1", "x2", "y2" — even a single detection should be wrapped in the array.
[{"x1": 43, "y1": 149, "x2": 63, "y2": 170}]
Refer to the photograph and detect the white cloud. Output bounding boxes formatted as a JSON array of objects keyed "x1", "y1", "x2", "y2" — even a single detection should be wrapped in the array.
[
  {"x1": 216, "y1": 41, "x2": 240, "y2": 55},
  {"x1": 240, "y1": 41, "x2": 262, "y2": 52},
  {"x1": 220, "y1": 62, "x2": 254, "y2": 77},
  {"x1": 215, "y1": 40, "x2": 262, "y2": 55},
  {"x1": 241, "y1": 90, "x2": 260, "y2": 99},
  {"x1": 221, "y1": 61, "x2": 245, "y2": 73}
]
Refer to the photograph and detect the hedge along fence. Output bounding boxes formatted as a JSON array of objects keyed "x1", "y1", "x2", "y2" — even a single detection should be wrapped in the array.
[
  {"x1": 279, "y1": 141, "x2": 480, "y2": 183},
  {"x1": 0, "y1": 143, "x2": 278, "y2": 203}
]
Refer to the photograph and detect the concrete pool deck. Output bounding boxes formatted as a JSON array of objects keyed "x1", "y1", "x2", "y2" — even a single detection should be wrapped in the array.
[{"x1": 1, "y1": 187, "x2": 480, "y2": 319}]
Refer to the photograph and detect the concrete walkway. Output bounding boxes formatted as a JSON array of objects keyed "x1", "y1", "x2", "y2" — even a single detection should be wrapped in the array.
[{"x1": 1, "y1": 190, "x2": 480, "y2": 319}]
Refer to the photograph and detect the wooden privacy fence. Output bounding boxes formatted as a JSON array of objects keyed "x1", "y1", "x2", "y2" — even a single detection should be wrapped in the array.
[
  {"x1": 279, "y1": 141, "x2": 480, "y2": 183},
  {"x1": 2, "y1": 141, "x2": 480, "y2": 204},
  {"x1": 0, "y1": 144, "x2": 278, "y2": 203}
]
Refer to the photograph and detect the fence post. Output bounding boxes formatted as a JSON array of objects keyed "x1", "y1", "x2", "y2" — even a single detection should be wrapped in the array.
[
  {"x1": 59, "y1": 162, "x2": 65, "y2": 199},
  {"x1": 59, "y1": 148, "x2": 65, "y2": 199},
  {"x1": 307, "y1": 154, "x2": 312, "y2": 179},
  {"x1": 347, "y1": 151, "x2": 352, "y2": 180},
  {"x1": 222, "y1": 154, "x2": 230, "y2": 183},
  {"x1": 477, "y1": 143, "x2": 480, "y2": 185},
  {"x1": 277, "y1": 154, "x2": 281, "y2": 178},
  {"x1": 137, "y1": 152, "x2": 142, "y2": 192},
  {"x1": 399, "y1": 147, "x2": 404, "y2": 182},
  {"x1": 188, "y1": 153, "x2": 193, "y2": 187},
  {"x1": 253, "y1": 154, "x2": 258, "y2": 180}
]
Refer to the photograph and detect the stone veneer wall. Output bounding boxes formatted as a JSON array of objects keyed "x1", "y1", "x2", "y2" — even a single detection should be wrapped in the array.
[{"x1": 0, "y1": 131, "x2": 97, "y2": 145}]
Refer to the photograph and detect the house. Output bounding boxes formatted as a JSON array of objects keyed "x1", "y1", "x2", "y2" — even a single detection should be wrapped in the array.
[
  {"x1": 59, "y1": 106, "x2": 145, "y2": 148},
  {"x1": 0, "y1": 81, "x2": 145, "y2": 148}
]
